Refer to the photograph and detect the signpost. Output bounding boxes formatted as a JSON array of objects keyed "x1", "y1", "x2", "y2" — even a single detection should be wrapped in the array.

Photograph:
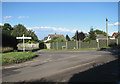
[{"x1": 16, "y1": 34, "x2": 31, "y2": 51}]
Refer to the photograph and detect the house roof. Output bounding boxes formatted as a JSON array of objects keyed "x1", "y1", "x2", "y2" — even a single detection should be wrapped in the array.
[
  {"x1": 96, "y1": 34, "x2": 107, "y2": 39},
  {"x1": 48, "y1": 34, "x2": 64, "y2": 38}
]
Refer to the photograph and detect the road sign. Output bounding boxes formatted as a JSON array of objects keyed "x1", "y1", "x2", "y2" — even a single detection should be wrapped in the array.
[{"x1": 16, "y1": 34, "x2": 32, "y2": 51}]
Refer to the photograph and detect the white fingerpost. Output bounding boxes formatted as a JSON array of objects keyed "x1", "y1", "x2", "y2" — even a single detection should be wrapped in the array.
[
  {"x1": 96, "y1": 39, "x2": 99, "y2": 48},
  {"x1": 16, "y1": 34, "x2": 31, "y2": 52}
]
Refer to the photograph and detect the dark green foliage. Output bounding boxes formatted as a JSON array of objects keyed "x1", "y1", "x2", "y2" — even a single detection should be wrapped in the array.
[
  {"x1": 71, "y1": 35, "x2": 76, "y2": 41},
  {"x1": 2, "y1": 23, "x2": 39, "y2": 50},
  {"x1": 89, "y1": 28, "x2": 96, "y2": 40},
  {"x1": 75, "y1": 30, "x2": 79, "y2": 41},
  {"x1": 66, "y1": 34, "x2": 70, "y2": 41},
  {"x1": 94, "y1": 29, "x2": 107, "y2": 36},
  {"x1": 39, "y1": 42, "x2": 47, "y2": 49},
  {"x1": 47, "y1": 36, "x2": 66, "y2": 43},
  {"x1": 11, "y1": 24, "x2": 38, "y2": 43},
  {"x1": 2, "y1": 23, "x2": 18, "y2": 50},
  {"x1": 83, "y1": 38, "x2": 91, "y2": 42},
  {"x1": 2, "y1": 23, "x2": 13, "y2": 31}
]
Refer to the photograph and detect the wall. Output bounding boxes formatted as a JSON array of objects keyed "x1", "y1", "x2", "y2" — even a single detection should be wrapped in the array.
[{"x1": 17, "y1": 43, "x2": 39, "y2": 48}]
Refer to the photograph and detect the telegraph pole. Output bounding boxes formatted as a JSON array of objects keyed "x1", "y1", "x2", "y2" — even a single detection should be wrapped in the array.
[{"x1": 106, "y1": 18, "x2": 108, "y2": 47}]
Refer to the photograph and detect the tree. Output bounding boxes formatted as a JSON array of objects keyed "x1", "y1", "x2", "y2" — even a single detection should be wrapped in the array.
[
  {"x1": 75, "y1": 30, "x2": 79, "y2": 41},
  {"x1": 94, "y1": 29, "x2": 107, "y2": 36},
  {"x1": 66, "y1": 34, "x2": 70, "y2": 41},
  {"x1": 2, "y1": 23, "x2": 18, "y2": 49},
  {"x1": 78, "y1": 32, "x2": 86, "y2": 40},
  {"x1": 71, "y1": 35, "x2": 76, "y2": 41},
  {"x1": 2, "y1": 23, "x2": 13, "y2": 31},
  {"x1": 11, "y1": 24, "x2": 38, "y2": 43},
  {"x1": 89, "y1": 28, "x2": 96, "y2": 40},
  {"x1": 47, "y1": 36, "x2": 66, "y2": 42}
]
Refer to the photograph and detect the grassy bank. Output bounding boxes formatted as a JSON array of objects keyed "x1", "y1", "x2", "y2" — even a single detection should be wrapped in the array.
[
  {"x1": 1, "y1": 47, "x2": 14, "y2": 53},
  {"x1": 2, "y1": 51, "x2": 37, "y2": 66}
]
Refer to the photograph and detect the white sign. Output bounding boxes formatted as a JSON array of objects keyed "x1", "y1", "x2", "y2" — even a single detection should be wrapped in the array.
[{"x1": 16, "y1": 34, "x2": 32, "y2": 51}]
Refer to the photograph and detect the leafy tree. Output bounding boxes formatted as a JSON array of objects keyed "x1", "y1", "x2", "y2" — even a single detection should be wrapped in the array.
[
  {"x1": 89, "y1": 28, "x2": 96, "y2": 40},
  {"x1": 2, "y1": 23, "x2": 18, "y2": 49},
  {"x1": 11, "y1": 24, "x2": 38, "y2": 43},
  {"x1": 83, "y1": 38, "x2": 91, "y2": 42},
  {"x1": 66, "y1": 34, "x2": 70, "y2": 41},
  {"x1": 71, "y1": 35, "x2": 76, "y2": 41},
  {"x1": 2, "y1": 23, "x2": 13, "y2": 31},
  {"x1": 94, "y1": 29, "x2": 107, "y2": 36},
  {"x1": 75, "y1": 30, "x2": 79, "y2": 41},
  {"x1": 47, "y1": 36, "x2": 66, "y2": 42}
]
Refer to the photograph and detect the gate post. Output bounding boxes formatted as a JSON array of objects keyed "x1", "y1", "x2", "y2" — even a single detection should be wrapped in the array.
[{"x1": 66, "y1": 41, "x2": 68, "y2": 49}]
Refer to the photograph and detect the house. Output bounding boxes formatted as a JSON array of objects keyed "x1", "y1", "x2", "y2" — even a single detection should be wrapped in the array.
[
  {"x1": 112, "y1": 32, "x2": 117, "y2": 38},
  {"x1": 96, "y1": 34, "x2": 107, "y2": 40},
  {"x1": 43, "y1": 33, "x2": 64, "y2": 42}
]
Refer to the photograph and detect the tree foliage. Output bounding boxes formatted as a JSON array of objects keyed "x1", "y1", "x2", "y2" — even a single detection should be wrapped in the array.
[
  {"x1": 47, "y1": 36, "x2": 66, "y2": 43},
  {"x1": 75, "y1": 30, "x2": 79, "y2": 41},
  {"x1": 2, "y1": 23, "x2": 39, "y2": 49},
  {"x1": 89, "y1": 28, "x2": 96, "y2": 40},
  {"x1": 11, "y1": 24, "x2": 38, "y2": 43},
  {"x1": 94, "y1": 29, "x2": 107, "y2": 36},
  {"x1": 66, "y1": 34, "x2": 70, "y2": 41}
]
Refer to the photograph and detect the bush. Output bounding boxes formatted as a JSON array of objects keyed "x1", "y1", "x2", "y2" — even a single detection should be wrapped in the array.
[
  {"x1": 39, "y1": 42, "x2": 47, "y2": 49},
  {"x1": 2, "y1": 33, "x2": 18, "y2": 50}
]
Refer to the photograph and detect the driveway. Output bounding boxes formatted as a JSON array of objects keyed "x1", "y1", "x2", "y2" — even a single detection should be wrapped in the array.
[{"x1": 2, "y1": 50, "x2": 118, "y2": 82}]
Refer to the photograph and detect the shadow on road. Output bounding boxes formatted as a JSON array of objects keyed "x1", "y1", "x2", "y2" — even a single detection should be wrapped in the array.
[{"x1": 68, "y1": 48, "x2": 120, "y2": 83}]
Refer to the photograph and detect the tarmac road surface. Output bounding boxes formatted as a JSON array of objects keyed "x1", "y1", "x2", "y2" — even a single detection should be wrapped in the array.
[{"x1": 2, "y1": 50, "x2": 118, "y2": 82}]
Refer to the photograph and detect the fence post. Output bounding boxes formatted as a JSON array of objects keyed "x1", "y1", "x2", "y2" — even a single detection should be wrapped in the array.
[
  {"x1": 79, "y1": 40, "x2": 81, "y2": 49},
  {"x1": 117, "y1": 39, "x2": 118, "y2": 46},
  {"x1": 76, "y1": 40, "x2": 78, "y2": 49},
  {"x1": 57, "y1": 41, "x2": 58, "y2": 50},
  {"x1": 53, "y1": 42, "x2": 54, "y2": 49},
  {"x1": 97, "y1": 39, "x2": 99, "y2": 48},
  {"x1": 66, "y1": 41, "x2": 68, "y2": 49}
]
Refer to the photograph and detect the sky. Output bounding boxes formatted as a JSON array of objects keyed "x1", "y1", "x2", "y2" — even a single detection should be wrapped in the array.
[{"x1": 2, "y1": 2, "x2": 119, "y2": 40}]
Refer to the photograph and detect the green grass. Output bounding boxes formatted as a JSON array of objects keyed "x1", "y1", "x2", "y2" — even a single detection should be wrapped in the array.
[
  {"x1": 18, "y1": 47, "x2": 39, "y2": 49},
  {"x1": 1, "y1": 47, "x2": 14, "y2": 53},
  {"x1": 2, "y1": 51, "x2": 37, "y2": 66},
  {"x1": 41, "y1": 48, "x2": 99, "y2": 51}
]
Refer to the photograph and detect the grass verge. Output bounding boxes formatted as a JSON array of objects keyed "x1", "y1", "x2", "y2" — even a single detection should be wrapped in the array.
[{"x1": 2, "y1": 51, "x2": 37, "y2": 66}]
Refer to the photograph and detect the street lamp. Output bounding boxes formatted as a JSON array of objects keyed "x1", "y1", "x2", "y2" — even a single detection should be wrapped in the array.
[{"x1": 106, "y1": 18, "x2": 108, "y2": 47}]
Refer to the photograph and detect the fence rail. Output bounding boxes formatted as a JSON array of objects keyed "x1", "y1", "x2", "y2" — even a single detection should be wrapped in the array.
[{"x1": 50, "y1": 38, "x2": 120, "y2": 49}]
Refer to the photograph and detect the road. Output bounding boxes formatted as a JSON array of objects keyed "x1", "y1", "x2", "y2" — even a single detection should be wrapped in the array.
[{"x1": 2, "y1": 50, "x2": 118, "y2": 82}]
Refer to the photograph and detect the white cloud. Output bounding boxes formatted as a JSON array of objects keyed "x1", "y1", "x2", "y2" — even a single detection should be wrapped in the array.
[
  {"x1": 108, "y1": 22, "x2": 120, "y2": 26},
  {"x1": 3, "y1": 16, "x2": 12, "y2": 21},
  {"x1": 27, "y1": 26, "x2": 79, "y2": 33},
  {"x1": 18, "y1": 16, "x2": 29, "y2": 19},
  {"x1": 0, "y1": 23, "x2": 3, "y2": 26}
]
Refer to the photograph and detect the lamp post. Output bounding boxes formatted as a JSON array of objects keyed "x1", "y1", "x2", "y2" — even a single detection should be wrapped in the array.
[{"x1": 106, "y1": 18, "x2": 109, "y2": 47}]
